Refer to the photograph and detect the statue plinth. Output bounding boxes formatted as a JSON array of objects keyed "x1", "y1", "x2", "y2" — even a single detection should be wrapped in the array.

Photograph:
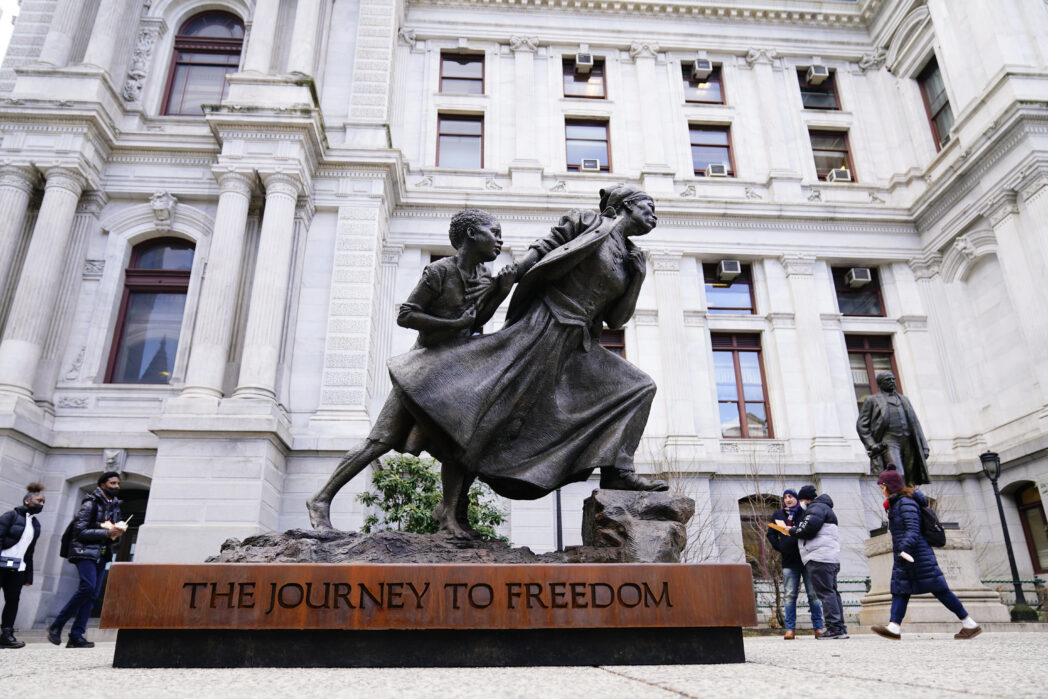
[{"x1": 858, "y1": 526, "x2": 1010, "y2": 627}]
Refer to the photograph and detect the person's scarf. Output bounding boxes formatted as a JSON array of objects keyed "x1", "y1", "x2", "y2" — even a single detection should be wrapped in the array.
[{"x1": 784, "y1": 504, "x2": 801, "y2": 527}]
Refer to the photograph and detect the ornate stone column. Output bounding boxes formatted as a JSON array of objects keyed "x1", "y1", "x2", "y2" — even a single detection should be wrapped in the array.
[
  {"x1": 37, "y1": 0, "x2": 85, "y2": 67},
  {"x1": 241, "y1": 0, "x2": 281, "y2": 74},
  {"x1": 33, "y1": 191, "x2": 106, "y2": 405},
  {"x1": 0, "y1": 166, "x2": 38, "y2": 310},
  {"x1": 180, "y1": 170, "x2": 254, "y2": 401},
  {"x1": 0, "y1": 168, "x2": 86, "y2": 398},
  {"x1": 287, "y1": 0, "x2": 323, "y2": 76},
  {"x1": 232, "y1": 173, "x2": 302, "y2": 402},
  {"x1": 81, "y1": 0, "x2": 129, "y2": 73}
]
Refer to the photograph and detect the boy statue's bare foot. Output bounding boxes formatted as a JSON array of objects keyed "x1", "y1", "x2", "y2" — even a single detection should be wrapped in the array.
[{"x1": 306, "y1": 495, "x2": 335, "y2": 530}]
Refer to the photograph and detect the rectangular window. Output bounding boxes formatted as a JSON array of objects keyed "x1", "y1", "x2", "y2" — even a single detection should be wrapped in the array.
[
  {"x1": 599, "y1": 329, "x2": 625, "y2": 358},
  {"x1": 437, "y1": 115, "x2": 483, "y2": 169},
  {"x1": 703, "y1": 263, "x2": 754, "y2": 314},
  {"x1": 682, "y1": 64, "x2": 724, "y2": 104},
  {"x1": 832, "y1": 266, "x2": 884, "y2": 316},
  {"x1": 809, "y1": 129, "x2": 855, "y2": 181},
  {"x1": 690, "y1": 125, "x2": 734, "y2": 176},
  {"x1": 712, "y1": 333, "x2": 772, "y2": 439},
  {"x1": 798, "y1": 69, "x2": 840, "y2": 110},
  {"x1": 440, "y1": 53, "x2": 484, "y2": 94},
  {"x1": 563, "y1": 58, "x2": 606, "y2": 99},
  {"x1": 917, "y1": 58, "x2": 954, "y2": 150},
  {"x1": 565, "y1": 119, "x2": 610, "y2": 172},
  {"x1": 846, "y1": 335, "x2": 899, "y2": 412}
]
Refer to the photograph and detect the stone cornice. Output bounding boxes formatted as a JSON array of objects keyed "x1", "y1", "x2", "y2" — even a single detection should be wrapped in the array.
[{"x1": 407, "y1": 0, "x2": 884, "y2": 28}]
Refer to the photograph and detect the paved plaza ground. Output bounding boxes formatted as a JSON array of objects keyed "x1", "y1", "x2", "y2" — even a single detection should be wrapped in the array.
[{"x1": 3, "y1": 632, "x2": 1045, "y2": 697}]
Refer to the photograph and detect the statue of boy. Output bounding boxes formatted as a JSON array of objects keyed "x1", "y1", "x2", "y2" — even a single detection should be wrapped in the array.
[
  {"x1": 307, "y1": 208, "x2": 515, "y2": 537},
  {"x1": 856, "y1": 371, "x2": 930, "y2": 486}
]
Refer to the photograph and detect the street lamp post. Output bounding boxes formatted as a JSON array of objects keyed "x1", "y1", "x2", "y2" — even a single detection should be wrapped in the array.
[{"x1": 979, "y1": 451, "x2": 1033, "y2": 619}]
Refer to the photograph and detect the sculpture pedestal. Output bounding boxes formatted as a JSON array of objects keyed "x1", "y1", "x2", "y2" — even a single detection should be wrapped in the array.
[{"x1": 858, "y1": 527, "x2": 1010, "y2": 627}]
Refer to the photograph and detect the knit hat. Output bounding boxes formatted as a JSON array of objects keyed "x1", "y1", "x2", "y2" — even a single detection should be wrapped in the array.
[
  {"x1": 877, "y1": 464, "x2": 905, "y2": 494},
  {"x1": 783, "y1": 488, "x2": 798, "y2": 500},
  {"x1": 797, "y1": 485, "x2": 817, "y2": 501}
]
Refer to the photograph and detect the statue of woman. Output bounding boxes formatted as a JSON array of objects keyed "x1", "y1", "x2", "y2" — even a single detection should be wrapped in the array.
[{"x1": 389, "y1": 184, "x2": 667, "y2": 503}]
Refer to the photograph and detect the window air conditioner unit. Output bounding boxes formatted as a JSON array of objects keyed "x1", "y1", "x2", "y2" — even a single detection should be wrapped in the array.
[
  {"x1": 717, "y1": 259, "x2": 742, "y2": 282},
  {"x1": 845, "y1": 267, "x2": 872, "y2": 288},
  {"x1": 575, "y1": 53, "x2": 594, "y2": 73},
  {"x1": 706, "y1": 163, "x2": 729, "y2": 177},
  {"x1": 691, "y1": 58, "x2": 714, "y2": 81},
  {"x1": 827, "y1": 167, "x2": 852, "y2": 183},
  {"x1": 579, "y1": 158, "x2": 601, "y2": 172},
  {"x1": 806, "y1": 64, "x2": 830, "y2": 85}
]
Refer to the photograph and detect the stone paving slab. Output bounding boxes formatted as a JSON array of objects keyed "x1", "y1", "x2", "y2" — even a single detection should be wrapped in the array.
[{"x1": 2, "y1": 632, "x2": 1045, "y2": 698}]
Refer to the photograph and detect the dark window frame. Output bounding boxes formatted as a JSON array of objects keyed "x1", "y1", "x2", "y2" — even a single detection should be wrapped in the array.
[
  {"x1": 797, "y1": 68, "x2": 840, "y2": 110},
  {"x1": 105, "y1": 238, "x2": 195, "y2": 384},
  {"x1": 711, "y1": 333, "x2": 774, "y2": 439},
  {"x1": 440, "y1": 52, "x2": 485, "y2": 94},
  {"x1": 832, "y1": 266, "x2": 885, "y2": 317},
  {"x1": 845, "y1": 334, "x2": 900, "y2": 412},
  {"x1": 690, "y1": 124, "x2": 735, "y2": 177},
  {"x1": 599, "y1": 329, "x2": 625, "y2": 358},
  {"x1": 809, "y1": 129, "x2": 856, "y2": 181},
  {"x1": 565, "y1": 118, "x2": 611, "y2": 172},
  {"x1": 161, "y1": 11, "x2": 244, "y2": 116},
  {"x1": 703, "y1": 262, "x2": 755, "y2": 314},
  {"x1": 682, "y1": 64, "x2": 725, "y2": 104},
  {"x1": 917, "y1": 57, "x2": 953, "y2": 151},
  {"x1": 1016, "y1": 484, "x2": 1048, "y2": 575},
  {"x1": 437, "y1": 113, "x2": 484, "y2": 169},
  {"x1": 562, "y1": 57, "x2": 607, "y2": 99}
]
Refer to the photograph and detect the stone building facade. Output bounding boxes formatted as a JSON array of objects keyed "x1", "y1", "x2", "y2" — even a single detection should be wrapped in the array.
[{"x1": 0, "y1": 0, "x2": 1046, "y2": 628}]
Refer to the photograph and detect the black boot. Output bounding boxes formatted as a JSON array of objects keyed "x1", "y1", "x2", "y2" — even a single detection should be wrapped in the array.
[
  {"x1": 66, "y1": 636, "x2": 95, "y2": 648},
  {"x1": 599, "y1": 467, "x2": 669, "y2": 492},
  {"x1": 47, "y1": 623, "x2": 62, "y2": 645},
  {"x1": 0, "y1": 627, "x2": 25, "y2": 649}
]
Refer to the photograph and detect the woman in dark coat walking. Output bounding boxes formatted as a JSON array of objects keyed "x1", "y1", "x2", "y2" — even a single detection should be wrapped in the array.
[
  {"x1": 871, "y1": 465, "x2": 982, "y2": 640},
  {"x1": 0, "y1": 483, "x2": 44, "y2": 648}
]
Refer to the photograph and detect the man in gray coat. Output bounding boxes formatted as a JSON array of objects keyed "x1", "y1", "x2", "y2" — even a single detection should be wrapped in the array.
[
  {"x1": 856, "y1": 371, "x2": 930, "y2": 486},
  {"x1": 790, "y1": 485, "x2": 848, "y2": 639}
]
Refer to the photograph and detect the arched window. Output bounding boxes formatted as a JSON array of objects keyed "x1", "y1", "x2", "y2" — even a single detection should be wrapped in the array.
[
  {"x1": 162, "y1": 11, "x2": 244, "y2": 116},
  {"x1": 105, "y1": 238, "x2": 195, "y2": 384}
]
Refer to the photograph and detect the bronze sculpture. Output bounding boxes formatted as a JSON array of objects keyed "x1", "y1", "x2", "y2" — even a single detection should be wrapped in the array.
[
  {"x1": 856, "y1": 371, "x2": 930, "y2": 486},
  {"x1": 309, "y1": 185, "x2": 668, "y2": 537}
]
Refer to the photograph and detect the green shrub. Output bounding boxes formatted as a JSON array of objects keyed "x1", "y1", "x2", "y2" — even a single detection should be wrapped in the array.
[{"x1": 357, "y1": 454, "x2": 508, "y2": 540}]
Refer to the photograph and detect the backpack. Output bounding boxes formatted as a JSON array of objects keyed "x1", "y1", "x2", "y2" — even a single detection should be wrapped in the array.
[
  {"x1": 59, "y1": 499, "x2": 97, "y2": 559},
  {"x1": 917, "y1": 496, "x2": 946, "y2": 547}
]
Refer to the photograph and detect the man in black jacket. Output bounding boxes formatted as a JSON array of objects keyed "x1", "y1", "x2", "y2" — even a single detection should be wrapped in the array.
[
  {"x1": 767, "y1": 488, "x2": 824, "y2": 639},
  {"x1": 0, "y1": 483, "x2": 44, "y2": 648},
  {"x1": 48, "y1": 472, "x2": 122, "y2": 648}
]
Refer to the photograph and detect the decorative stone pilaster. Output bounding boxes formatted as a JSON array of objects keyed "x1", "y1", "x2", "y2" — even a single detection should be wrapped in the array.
[
  {"x1": 346, "y1": 0, "x2": 398, "y2": 147},
  {"x1": 310, "y1": 203, "x2": 387, "y2": 434},
  {"x1": 0, "y1": 166, "x2": 38, "y2": 310},
  {"x1": 368, "y1": 244, "x2": 403, "y2": 407},
  {"x1": 629, "y1": 41, "x2": 671, "y2": 179},
  {"x1": 650, "y1": 253, "x2": 700, "y2": 445},
  {"x1": 122, "y1": 18, "x2": 167, "y2": 104},
  {"x1": 232, "y1": 173, "x2": 303, "y2": 402},
  {"x1": 0, "y1": 167, "x2": 86, "y2": 398},
  {"x1": 180, "y1": 169, "x2": 254, "y2": 401},
  {"x1": 509, "y1": 35, "x2": 542, "y2": 185}
]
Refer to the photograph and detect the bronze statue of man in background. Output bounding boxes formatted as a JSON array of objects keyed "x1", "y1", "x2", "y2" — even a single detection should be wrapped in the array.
[{"x1": 856, "y1": 371, "x2": 930, "y2": 486}]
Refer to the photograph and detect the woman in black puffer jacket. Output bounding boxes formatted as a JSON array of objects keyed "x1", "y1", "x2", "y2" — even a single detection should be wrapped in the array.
[
  {"x1": 870, "y1": 465, "x2": 981, "y2": 641},
  {"x1": 0, "y1": 483, "x2": 45, "y2": 648}
]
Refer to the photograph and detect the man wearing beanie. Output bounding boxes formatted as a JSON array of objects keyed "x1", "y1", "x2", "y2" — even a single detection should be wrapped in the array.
[
  {"x1": 872, "y1": 465, "x2": 981, "y2": 640},
  {"x1": 767, "y1": 488, "x2": 824, "y2": 638},
  {"x1": 790, "y1": 484, "x2": 848, "y2": 639}
]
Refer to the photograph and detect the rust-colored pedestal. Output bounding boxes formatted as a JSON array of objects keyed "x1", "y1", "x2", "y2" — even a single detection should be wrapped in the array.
[{"x1": 101, "y1": 563, "x2": 756, "y2": 667}]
